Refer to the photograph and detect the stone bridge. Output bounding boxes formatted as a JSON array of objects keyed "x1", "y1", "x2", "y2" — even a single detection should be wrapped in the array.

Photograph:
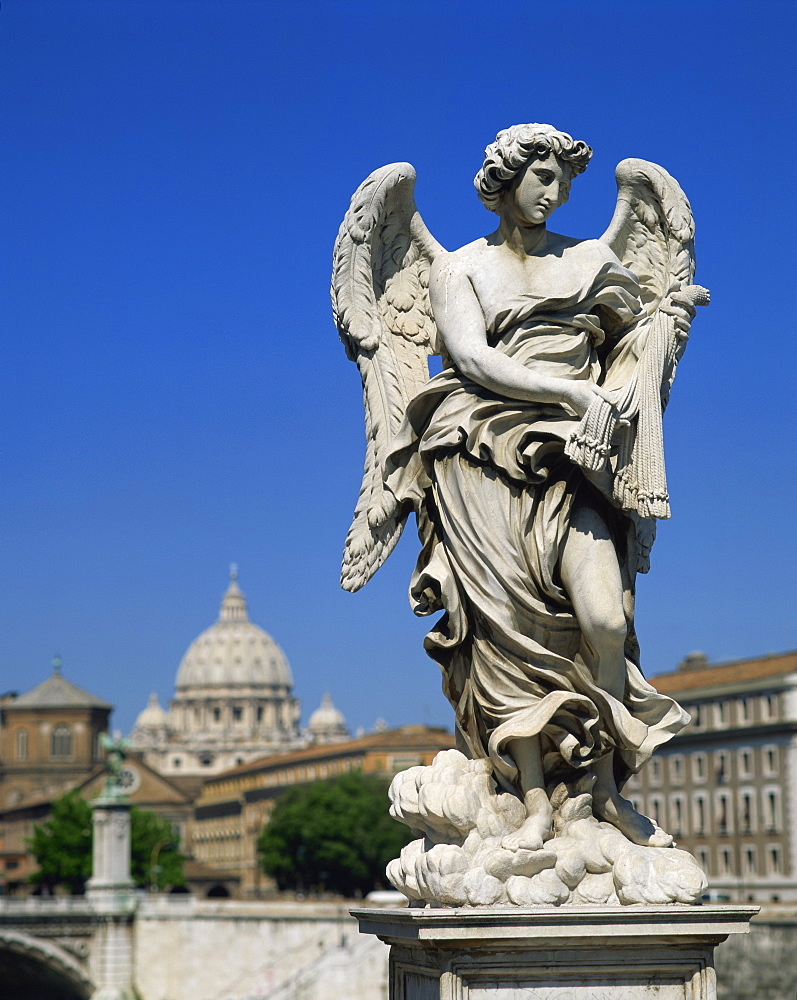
[
  {"x1": 0, "y1": 896, "x2": 101, "y2": 999},
  {"x1": 2, "y1": 895, "x2": 796, "y2": 1000},
  {"x1": 0, "y1": 895, "x2": 388, "y2": 1000}
]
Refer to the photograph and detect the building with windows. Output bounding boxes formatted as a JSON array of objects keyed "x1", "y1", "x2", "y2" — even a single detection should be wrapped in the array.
[
  {"x1": 0, "y1": 657, "x2": 111, "y2": 810},
  {"x1": 189, "y1": 724, "x2": 456, "y2": 897},
  {"x1": 627, "y1": 650, "x2": 797, "y2": 902}
]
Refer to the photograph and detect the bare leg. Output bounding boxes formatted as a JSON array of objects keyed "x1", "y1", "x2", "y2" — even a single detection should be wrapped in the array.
[
  {"x1": 560, "y1": 501, "x2": 672, "y2": 847},
  {"x1": 500, "y1": 735, "x2": 553, "y2": 851}
]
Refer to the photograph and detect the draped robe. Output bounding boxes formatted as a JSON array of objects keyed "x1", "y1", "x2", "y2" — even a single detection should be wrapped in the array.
[{"x1": 386, "y1": 238, "x2": 687, "y2": 792}]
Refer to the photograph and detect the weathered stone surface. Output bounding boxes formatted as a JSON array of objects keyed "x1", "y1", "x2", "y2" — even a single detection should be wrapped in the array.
[
  {"x1": 334, "y1": 124, "x2": 710, "y2": 908},
  {"x1": 353, "y1": 904, "x2": 757, "y2": 1000},
  {"x1": 387, "y1": 749, "x2": 706, "y2": 907}
]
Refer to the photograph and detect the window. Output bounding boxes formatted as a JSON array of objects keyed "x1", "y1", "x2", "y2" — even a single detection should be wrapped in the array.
[
  {"x1": 765, "y1": 694, "x2": 777, "y2": 720},
  {"x1": 671, "y1": 796, "x2": 683, "y2": 836},
  {"x1": 769, "y1": 847, "x2": 781, "y2": 874},
  {"x1": 763, "y1": 746, "x2": 778, "y2": 777},
  {"x1": 172, "y1": 757, "x2": 182, "y2": 768},
  {"x1": 213, "y1": 708, "x2": 221, "y2": 723},
  {"x1": 692, "y1": 753, "x2": 706, "y2": 782},
  {"x1": 765, "y1": 790, "x2": 780, "y2": 833},
  {"x1": 256, "y1": 706, "x2": 263, "y2": 722},
  {"x1": 692, "y1": 704, "x2": 703, "y2": 728},
  {"x1": 716, "y1": 793, "x2": 730, "y2": 835},
  {"x1": 200, "y1": 755, "x2": 213, "y2": 767},
  {"x1": 739, "y1": 698, "x2": 751, "y2": 724},
  {"x1": 719, "y1": 848, "x2": 732, "y2": 876},
  {"x1": 649, "y1": 796, "x2": 662, "y2": 826},
  {"x1": 697, "y1": 848, "x2": 709, "y2": 873},
  {"x1": 744, "y1": 847, "x2": 756, "y2": 875},
  {"x1": 649, "y1": 758, "x2": 661, "y2": 787},
  {"x1": 15, "y1": 729, "x2": 28, "y2": 761},
  {"x1": 232, "y1": 707, "x2": 242, "y2": 722},
  {"x1": 714, "y1": 702, "x2": 727, "y2": 728},
  {"x1": 738, "y1": 749, "x2": 752, "y2": 779},
  {"x1": 51, "y1": 725, "x2": 72, "y2": 758},
  {"x1": 670, "y1": 755, "x2": 684, "y2": 785},
  {"x1": 740, "y1": 791, "x2": 753, "y2": 833},
  {"x1": 390, "y1": 755, "x2": 423, "y2": 771},
  {"x1": 715, "y1": 752, "x2": 728, "y2": 784},
  {"x1": 694, "y1": 795, "x2": 706, "y2": 835}
]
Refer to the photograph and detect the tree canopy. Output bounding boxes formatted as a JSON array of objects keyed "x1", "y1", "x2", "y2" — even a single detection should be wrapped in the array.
[
  {"x1": 28, "y1": 790, "x2": 185, "y2": 894},
  {"x1": 257, "y1": 770, "x2": 411, "y2": 897}
]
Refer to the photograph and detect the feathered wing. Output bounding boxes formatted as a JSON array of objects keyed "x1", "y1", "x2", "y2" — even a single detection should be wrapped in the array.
[
  {"x1": 332, "y1": 163, "x2": 444, "y2": 592},
  {"x1": 565, "y1": 158, "x2": 709, "y2": 571}
]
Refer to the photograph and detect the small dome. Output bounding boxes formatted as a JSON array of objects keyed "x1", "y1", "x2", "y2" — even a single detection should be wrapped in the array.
[
  {"x1": 175, "y1": 569, "x2": 293, "y2": 691},
  {"x1": 135, "y1": 693, "x2": 169, "y2": 730},
  {"x1": 308, "y1": 693, "x2": 349, "y2": 742}
]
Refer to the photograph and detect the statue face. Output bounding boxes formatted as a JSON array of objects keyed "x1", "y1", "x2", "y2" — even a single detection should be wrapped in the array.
[{"x1": 508, "y1": 155, "x2": 572, "y2": 226}]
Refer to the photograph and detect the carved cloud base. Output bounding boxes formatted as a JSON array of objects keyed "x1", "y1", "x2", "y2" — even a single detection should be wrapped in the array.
[
  {"x1": 352, "y1": 905, "x2": 757, "y2": 1000},
  {"x1": 388, "y1": 751, "x2": 707, "y2": 907}
]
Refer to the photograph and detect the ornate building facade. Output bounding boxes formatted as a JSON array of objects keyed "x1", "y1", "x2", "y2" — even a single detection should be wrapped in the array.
[
  {"x1": 629, "y1": 650, "x2": 797, "y2": 902},
  {"x1": 130, "y1": 570, "x2": 303, "y2": 776}
]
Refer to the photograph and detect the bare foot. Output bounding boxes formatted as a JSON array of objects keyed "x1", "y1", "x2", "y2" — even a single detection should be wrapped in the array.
[
  {"x1": 593, "y1": 791, "x2": 673, "y2": 847},
  {"x1": 501, "y1": 788, "x2": 553, "y2": 852}
]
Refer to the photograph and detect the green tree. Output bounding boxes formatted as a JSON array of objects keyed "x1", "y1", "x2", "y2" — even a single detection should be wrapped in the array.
[
  {"x1": 130, "y1": 807, "x2": 185, "y2": 890},
  {"x1": 257, "y1": 770, "x2": 411, "y2": 897},
  {"x1": 28, "y1": 791, "x2": 92, "y2": 894},
  {"x1": 28, "y1": 790, "x2": 185, "y2": 893}
]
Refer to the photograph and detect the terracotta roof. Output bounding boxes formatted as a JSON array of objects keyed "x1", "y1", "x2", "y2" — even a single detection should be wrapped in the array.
[
  {"x1": 202, "y1": 725, "x2": 455, "y2": 785},
  {"x1": 652, "y1": 651, "x2": 797, "y2": 695}
]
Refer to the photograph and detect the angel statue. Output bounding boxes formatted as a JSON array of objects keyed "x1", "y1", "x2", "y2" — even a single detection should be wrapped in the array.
[{"x1": 332, "y1": 123, "x2": 709, "y2": 896}]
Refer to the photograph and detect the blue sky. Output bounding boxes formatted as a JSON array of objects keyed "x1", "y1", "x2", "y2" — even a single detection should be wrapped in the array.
[{"x1": 2, "y1": 0, "x2": 795, "y2": 736}]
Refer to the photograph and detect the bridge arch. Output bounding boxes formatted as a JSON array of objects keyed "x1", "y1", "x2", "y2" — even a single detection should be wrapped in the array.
[{"x1": 0, "y1": 928, "x2": 94, "y2": 1000}]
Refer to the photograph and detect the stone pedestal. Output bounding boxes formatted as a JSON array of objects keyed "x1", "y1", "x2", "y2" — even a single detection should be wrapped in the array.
[
  {"x1": 352, "y1": 905, "x2": 757, "y2": 1000},
  {"x1": 86, "y1": 796, "x2": 137, "y2": 1000},
  {"x1": 86, "y1": 797, "x2": 135, "y2": 895}
]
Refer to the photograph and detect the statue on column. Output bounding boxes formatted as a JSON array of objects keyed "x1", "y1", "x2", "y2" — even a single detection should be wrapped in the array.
[{"x1": 333, "y1": 123, "x2": 710, "y2": 906}]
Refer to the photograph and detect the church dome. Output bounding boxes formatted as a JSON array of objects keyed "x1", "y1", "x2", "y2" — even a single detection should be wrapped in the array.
[
  {"x1": 175, "y1": 570, "x2": 293, "y2": 691},
  {"x1": 134, "y1": 692, "x2": 169, "y2": 730},
  {"x1": 307, "y1": 693, "x2": 349, "y2": 743}
]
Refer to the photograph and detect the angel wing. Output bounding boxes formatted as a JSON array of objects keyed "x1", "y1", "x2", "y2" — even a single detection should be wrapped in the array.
[
  {"x1": 565, "y1": 158, "x2": 709, "y2": 570},
  {"x1": 332, "y1": 162, "x2": 444, "y2": 592}
]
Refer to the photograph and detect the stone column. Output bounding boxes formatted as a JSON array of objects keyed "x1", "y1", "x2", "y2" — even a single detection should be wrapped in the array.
[
  {"x1": 87, "y1": 798, "x2": 135, "y2": 894},
  {"x1": 352, "y1": 904, "x2": 758, "y2": 1000},
  {"x1": 86, "y1": 796, "x2": 137, "y2": 1000}
]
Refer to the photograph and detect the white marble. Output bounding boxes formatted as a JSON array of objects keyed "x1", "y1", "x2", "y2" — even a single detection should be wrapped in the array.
[
  {"x1": 353, "y1": 905, "x2": 757, "y2": 1000},
  {"x1": 333, "y1": 124, "x2": 709, "y2": 907},
  {"x1": 387, "y1": 749, "x2": 706, "y2": 907}
]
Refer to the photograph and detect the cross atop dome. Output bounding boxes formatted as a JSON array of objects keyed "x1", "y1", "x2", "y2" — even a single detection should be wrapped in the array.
[{"x1": 219, "y1": 564, "x2": 249, "y2": 623}]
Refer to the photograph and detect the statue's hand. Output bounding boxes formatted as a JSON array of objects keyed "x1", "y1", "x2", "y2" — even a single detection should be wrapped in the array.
[
  {"x1": 661, "y1": 284, "x2": 708, "y2": 337},
  {"x1": 564, "y1": 381, "x2": 615, "y2": 420}
]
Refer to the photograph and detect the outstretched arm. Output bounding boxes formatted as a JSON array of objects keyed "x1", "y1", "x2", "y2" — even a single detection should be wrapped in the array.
[{"x1": 429, "y1": 256, "x2": 610, "y2": 418}]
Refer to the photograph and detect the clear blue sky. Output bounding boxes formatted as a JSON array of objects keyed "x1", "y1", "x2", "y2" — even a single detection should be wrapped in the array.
[{"x1": 2, "y1": 0, "x2": 795, "y2": 736}]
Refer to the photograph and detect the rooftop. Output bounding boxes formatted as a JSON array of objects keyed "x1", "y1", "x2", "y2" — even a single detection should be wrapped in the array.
[
  {"x1": 653, "y1": 650, "x2": 797, "y2": 696},
  {"x1": 6, "y1": 658, "x2": 111, "y2": 711},
  {"x1": 201, "y1": 724, "x2": 454, "y2": 787}
]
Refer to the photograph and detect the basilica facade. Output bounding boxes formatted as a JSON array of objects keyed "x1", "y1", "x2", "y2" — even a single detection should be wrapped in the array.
[{"x1": 130, "y1": 569, "x2": 326, "y2": 776}]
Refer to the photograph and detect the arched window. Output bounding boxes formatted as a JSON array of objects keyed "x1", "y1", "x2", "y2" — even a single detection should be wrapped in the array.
[
  {"x1": 15, "y1": 729, "x2": 28, "y2": 760},
  {"x1": 51, "y1": 725, "x2": 72, "y2": 758}
]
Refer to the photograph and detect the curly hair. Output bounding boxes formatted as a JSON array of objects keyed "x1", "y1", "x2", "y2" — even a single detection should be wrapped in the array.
[{"x1": 474, "y1": 123, "x2": 593, "y2": 214}]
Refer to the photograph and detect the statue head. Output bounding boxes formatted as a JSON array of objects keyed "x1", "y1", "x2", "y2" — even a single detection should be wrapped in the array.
[{"x1": 474, "y1": 124, "x2": 593, "y2": 214}]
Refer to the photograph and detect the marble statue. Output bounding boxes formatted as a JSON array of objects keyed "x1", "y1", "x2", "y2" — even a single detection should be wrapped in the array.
[{"x1": 332, "y1": 123, "x2": 710, "y2": 906}]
